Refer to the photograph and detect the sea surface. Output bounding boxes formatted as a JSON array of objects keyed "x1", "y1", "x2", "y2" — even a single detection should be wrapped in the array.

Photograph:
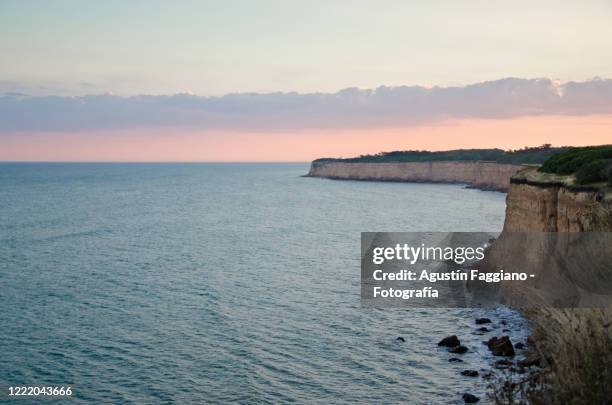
[{"x1": 0, "y1": 163, "x2": 528, "y2": 404}]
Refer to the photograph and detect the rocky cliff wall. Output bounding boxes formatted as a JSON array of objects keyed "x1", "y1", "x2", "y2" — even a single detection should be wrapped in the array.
[
  {"x1": 480, "y1": 171, "x2": 612, "y2": 308},
  {"x1": 488, "y1": 168, "x2": 612, "y2": 400},
  {"x1": 503, "y1": 177, "x2": 612, "y2": 232},
  {"x1": 307, "y1": 161, "x2": 525, "y2": 191}
]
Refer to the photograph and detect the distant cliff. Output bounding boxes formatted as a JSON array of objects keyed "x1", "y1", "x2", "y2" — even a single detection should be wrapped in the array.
[{"x1": 307, "y1": 161, "x2": 527, "y2": 192}]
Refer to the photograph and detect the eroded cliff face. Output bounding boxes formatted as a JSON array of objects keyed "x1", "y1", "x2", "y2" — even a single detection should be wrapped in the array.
[
  {"x1": 308, "y1": 161, "x2": 525, "y2": 191},
  {"x1": 482, "y1": 176, "x2": 612, "y2": 308},
  {"x1": 503, "y1": 180, "x2": 612, "y2": 232}
]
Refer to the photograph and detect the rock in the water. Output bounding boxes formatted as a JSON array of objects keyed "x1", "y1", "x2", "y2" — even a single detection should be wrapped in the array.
[
  {"x1": 396, "y1": 337, "x2": 405, "y2": 342},
  {"x1": 476, "y1": 326, "x2": 490, "y2": 332},
  {"x1": 487, "y1": 336, "x2": 515, "y2": 356},
  {"x1": 518, "y1": 354, "x2": 541, "y2": 368},
  {"x1": 481, "y1": 371, "x2": 493, "y2": 380},
  {"x1": 438, "y1": 335, "x2": 460, "y2": 347},
  {"x1": 494, "y1": 359, "x2": 513, "y2": 369},
  {"x1": 515, "y1": 342, "x2": 525, "y2": 350},
  {"x1": 448, "y1": 357, "x2": 463, "y2": 363},
  {"x1": 475, "y1": 318, "x2": 491, "y2": 325},
  {"x1": 462, "y1": 393, "x2": 480, "y2": 403},
  {"x1": 461, "y1": 370, "x2": 479, "y2": 377},
  {"x1": 449, "y1": 345, "x2": 469, "y2": 354}
]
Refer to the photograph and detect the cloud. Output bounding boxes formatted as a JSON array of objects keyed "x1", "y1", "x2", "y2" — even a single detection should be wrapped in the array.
[{"x1": 1, "y1": 77, "x2": 612, "y2": 133}]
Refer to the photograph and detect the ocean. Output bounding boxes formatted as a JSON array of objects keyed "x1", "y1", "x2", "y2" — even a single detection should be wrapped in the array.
[{"x1": 0, "y1": 163, "x2": 528, "y2": 404}]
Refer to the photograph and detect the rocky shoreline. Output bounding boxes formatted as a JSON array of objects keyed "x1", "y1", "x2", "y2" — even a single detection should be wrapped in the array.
[{"x1": 434, "y1": 313, "x2": 539, "y2": 403}]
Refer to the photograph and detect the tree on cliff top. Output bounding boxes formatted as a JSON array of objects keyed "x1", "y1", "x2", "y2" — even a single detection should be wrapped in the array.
[{"x1": 539, "y1": 145, "x2": 612, "y2": 184}]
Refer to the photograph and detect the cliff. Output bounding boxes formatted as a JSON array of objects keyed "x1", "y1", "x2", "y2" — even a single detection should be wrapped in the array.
[
  {"x1": 478, "y1": 167, "x2": 612, "y2": 307},
  {"x1": 503, "y1": 167, "x2": 612, "y2": 232},
  {"x1": 307, "y1": 161, "x2": 527, "y2": 192},
  {"x1": 483, "y1": 167, "x2": 612, "y2": 403}
]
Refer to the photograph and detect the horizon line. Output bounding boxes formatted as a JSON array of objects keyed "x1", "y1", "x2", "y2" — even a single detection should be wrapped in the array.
[{"x1": 0, "y1": 160, "x2": 313, "y2": 164}]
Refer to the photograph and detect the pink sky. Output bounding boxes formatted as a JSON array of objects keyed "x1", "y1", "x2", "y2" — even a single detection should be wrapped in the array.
[{"x1": 1, "y1": 115, "x2": 611, "y2": 162}]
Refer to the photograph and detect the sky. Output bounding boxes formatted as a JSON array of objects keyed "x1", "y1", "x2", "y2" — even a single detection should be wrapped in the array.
[{"x1": 1, "y1": 0, "x2": 611, "y2": 161}]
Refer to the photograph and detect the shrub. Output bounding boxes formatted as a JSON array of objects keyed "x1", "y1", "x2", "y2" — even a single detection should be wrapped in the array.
[
  {"x1": 491, "y1": 308, "x2": 612, "y2": 404},
  {"x1": 312, "y1": 146, "x2": 570, "y2": 165},
  {"x1": 539, "y1": 146, "x2": 612, "y2": 175},
  {"x1": 608, "y1": 166, "x2": 612, "y2": 186},
  {"x1": 529, "y1": 309, "x2": 612, "y2": 405},
  {"x1": 574, "y1": 160, "x2": 607, "y2": 185}
]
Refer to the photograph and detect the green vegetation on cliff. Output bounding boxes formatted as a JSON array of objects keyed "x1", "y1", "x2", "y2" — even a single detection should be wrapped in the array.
[
  {"x1": 313, "y1": 145, "x2": 568, "y2": 167},
  {"x1": 539, "y1": 145, "x2": 612, "y2": 185}
]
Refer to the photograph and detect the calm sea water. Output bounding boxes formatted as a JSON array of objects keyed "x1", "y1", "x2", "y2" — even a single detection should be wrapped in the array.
[{"x1": 0, "y1": 163, "x2": 527, "y2": 404}]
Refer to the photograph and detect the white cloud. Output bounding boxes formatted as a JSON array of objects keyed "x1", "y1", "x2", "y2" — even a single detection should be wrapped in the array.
[{"x1": 1, "y1": 78, "x2": 612, "y2": 133}]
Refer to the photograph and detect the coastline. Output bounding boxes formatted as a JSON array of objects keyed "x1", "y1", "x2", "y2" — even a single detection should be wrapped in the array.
[
  {"x1": 306, "y1": 161, "x2": 528, "y2": 192},
  {"x1": 484, "y1": 173, "x2": 611, "y2": 402},
  {"x1": 311, "y1": 159, "x2": 612, "y2": 402},
  {"x1": 303, "y1": 174, "x2": 510, "y2": 193}
]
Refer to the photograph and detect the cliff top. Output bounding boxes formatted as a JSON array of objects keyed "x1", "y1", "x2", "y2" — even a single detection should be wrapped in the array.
[
  {"x1": 513, "y1": 166, "x2": 612, "y2": 198},
  {"x1": 513, "y1": 166, "x2": 573, "y2": 186},
  {"x1": 537, "y1": 145, "x2": 612, "y2": 188}
]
